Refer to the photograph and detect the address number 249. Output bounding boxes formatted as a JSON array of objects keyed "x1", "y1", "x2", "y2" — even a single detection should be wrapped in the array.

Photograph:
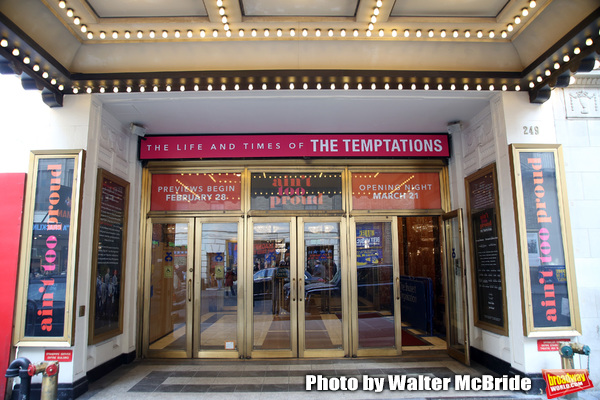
[{"x1": 523, "y1": 125, "x2": 540, "y2": 135}]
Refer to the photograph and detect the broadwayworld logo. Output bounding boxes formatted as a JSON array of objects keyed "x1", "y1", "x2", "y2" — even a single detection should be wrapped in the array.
[
  {"x1": 542, "y1": 369, "x2": 594, "y2": 399},
  {"x1": 305, "y1": 374, "x2": 532, "y2": 393}
]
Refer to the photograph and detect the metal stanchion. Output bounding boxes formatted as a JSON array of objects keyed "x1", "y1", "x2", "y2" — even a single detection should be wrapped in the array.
[{"x1": 5, "y1": 357, "x2": 33, "y2": 400}]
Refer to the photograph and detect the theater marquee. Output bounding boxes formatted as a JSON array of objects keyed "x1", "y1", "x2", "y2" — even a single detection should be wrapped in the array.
[{"x1": 139, "y1": 134, "x2": 450, "y2": 160}]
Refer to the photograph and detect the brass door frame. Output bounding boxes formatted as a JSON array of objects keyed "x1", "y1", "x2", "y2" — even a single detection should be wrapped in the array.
[
  {"x1": 247, "y1": 217, "x2": 298, "y2": 358},
  {"x1": 350, "y1": 216, "x2": 402, "y2": 357},
  {"x1": 442, "y1": 209, "x2": 470, "y2": 365},
  {"x1": 138, "y1": 161, "x2": 453, "y2": 360},
  {"x1": 247, "y1": 216, "x2": 348, "y2": 358},
  {"x1": 194, "y1": 217, "x2": 244, "y2": 359},
  {"x1": 298, "y1": 217, "x2": 348, "y2": 358},
  {"x1": 143, "y1": 217, "x2": 195, "y2": 359}
]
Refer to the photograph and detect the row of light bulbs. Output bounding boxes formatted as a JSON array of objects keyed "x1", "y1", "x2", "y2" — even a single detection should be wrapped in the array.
[
  {"x1": 79, "y1": 27, "x2": 515, "y2": 40},
  {"x1": 55, "y1": 0, "x2": 536, "y2": 41},
  {"x1": 71, "y1": 82, "x2": 522, "y2": 93},
  {"x1": 1, "y1": 32, "x2": 596, "y2": 95}
]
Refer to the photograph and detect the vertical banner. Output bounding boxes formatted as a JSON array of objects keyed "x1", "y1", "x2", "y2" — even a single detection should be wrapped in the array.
[
  {"x1": 89, "y1": 169, "x2": 129, "y2": 344},
  {"x1": 15, "y1": 150, "x2": 85, "y2": 346},
  {"x1": 510, "y1": 144, "x2": 581, "y2": 336},
  {"x1": 465, "y1": 164, "x2": 508, "y2": 336}
]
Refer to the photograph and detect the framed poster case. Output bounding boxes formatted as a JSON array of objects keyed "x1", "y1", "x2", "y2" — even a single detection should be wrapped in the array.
[
  {"x1": 14, "y1": 150, "x2": 85, "y2": 347},
  {"x1": 509, "y1": 144, "x2": 581, "y2": 337},
  {"x1": 465, "y1": 163, "x2": 508, "y2": 336},
  {"x1": 88, "y1": 169, "x2": 129, "y2": 344}
]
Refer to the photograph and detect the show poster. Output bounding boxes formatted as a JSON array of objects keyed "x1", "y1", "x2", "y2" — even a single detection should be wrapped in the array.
[
  {"x1": 25, "y1": 158, "x2": 76, "y2": 337},
  {"x1": 465, "y1": 165, "x2": 507, "y2": 334},
  {"x1": 356, "y1": 223, "x2": 383, "y2": 266},
  {"x1": 520, "y1": 152, "x2": 571, "y2": 329}
]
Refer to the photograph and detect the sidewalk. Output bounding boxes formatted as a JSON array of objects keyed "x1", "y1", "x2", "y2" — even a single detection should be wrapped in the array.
[{"x1": 75, "y1": 355, "x2": 595, "y2": 399}]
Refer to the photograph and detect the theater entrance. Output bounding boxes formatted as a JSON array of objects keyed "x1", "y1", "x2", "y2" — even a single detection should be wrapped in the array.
[
  {"x1": 140, "y1": 163, "x2": 468, "y2": 363},
  {"x1": 249, "y1": 217, "x2": 347, "y2": 358},
  {"x1": 143, "y1": 217, "x2": 244, "y2": 358}
]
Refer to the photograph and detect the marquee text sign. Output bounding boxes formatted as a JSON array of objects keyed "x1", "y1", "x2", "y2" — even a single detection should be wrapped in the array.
[
  {"x1": 151, "y1": 173, "x2": 242, "y2": 211},
  {"x1": 351, "y1": 172, "x2": 441, "y2": 210},
  {"x1": 139, "y1": 134, "x2": 450, "y2": 160},
  {"x1": 250, "y1": 173, "x2": 342, "y2": 211}
]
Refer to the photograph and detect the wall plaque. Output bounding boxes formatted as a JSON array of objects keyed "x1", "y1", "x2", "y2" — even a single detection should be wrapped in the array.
[
  {"x1": 89, "y1": 169, "x2": 129, "y2": 344},
  {"x1": 465, "y1": 163, "x2": 508, "y2": 335}
]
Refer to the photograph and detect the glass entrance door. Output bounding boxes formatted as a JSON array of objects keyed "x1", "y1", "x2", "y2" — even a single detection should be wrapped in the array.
[
  {"x1": 351, "y1": 217, "x2": 402, "y2": 356},
  {"x1": 144, "y1": 218, "x2": 243, "y2": 358},
  {"x1": 442, "y1": 210, "x2": 470, "y2": 364},
  {"x1": 144, "y1": 218, "x2": 194, "y2": 358},
  {"x1": 194, "y1": 219, "x2": 243, "y2": 358},
  {"x1": 248, "y1": 217, "x2": 347, "y2": 358}
]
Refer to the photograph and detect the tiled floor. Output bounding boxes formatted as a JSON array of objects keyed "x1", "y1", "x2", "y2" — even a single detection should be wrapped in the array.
[{"x1": 76, "y1": 354, "x2": 573, "y2": 400}]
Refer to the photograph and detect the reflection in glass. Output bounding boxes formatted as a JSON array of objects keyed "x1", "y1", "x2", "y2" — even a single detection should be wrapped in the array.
[
  {"x1": 356, "y1": 222, "x2": 395, "y2": 348},
  {"x1": 399, "y1": 216, "x2": 445, "y2": 348},
  {"x1": 303, "y1": 222, "x2": 342, "y2": 350},
  {"x1": 149, "y1": 223, "x2": 188, "y2": 351},
  {"x1": 199, "y1": 223, "x2": 238, "y2": 351},
  {"x1": 252, "y1": 223, "x2": 291, "y2": 350}
]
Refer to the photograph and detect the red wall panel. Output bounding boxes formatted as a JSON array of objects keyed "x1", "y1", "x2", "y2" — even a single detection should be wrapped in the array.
[{"x1": 0, "y1": 173, "x2": 26, "y2": 395}]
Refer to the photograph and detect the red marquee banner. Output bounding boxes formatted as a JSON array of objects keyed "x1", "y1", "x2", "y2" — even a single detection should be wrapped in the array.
[
  {"x1": 351, "y1": 172, "x2": 441, "y2": 210},
  {"x1": 139, "y1": 134, "x2": 450, "y2": 160},
  {"x1": 151, "y1": 173, "x2": 242, "y2": 211}
]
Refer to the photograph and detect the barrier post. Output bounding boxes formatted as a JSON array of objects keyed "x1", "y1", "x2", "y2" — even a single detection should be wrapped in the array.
[
  {"x1": 5, "y1": 359, "x2": 59, "y2": 400},
  {"x1": 5, "y1": 357, "x2": 32, "y2": 400}
]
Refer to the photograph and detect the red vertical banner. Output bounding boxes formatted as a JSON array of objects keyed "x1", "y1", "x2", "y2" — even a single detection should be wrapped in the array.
[{"x1": 0, "y1": 173, "x2": 26, "y2": 395}]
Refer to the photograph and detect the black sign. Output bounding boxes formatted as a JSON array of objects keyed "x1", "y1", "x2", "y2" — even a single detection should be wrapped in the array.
[
  {"x1": 90, "y1": 169, "x2": 129, "y2": 344},
  {"x1": 466, "y1": 165, "x2": 507, "y2": 335},
  {"x1": 472, "y1": 209, "x2": 504, "y2": 327},
  {"x1": 250, "y1": 173, "x2": 342, "y2": 211}
]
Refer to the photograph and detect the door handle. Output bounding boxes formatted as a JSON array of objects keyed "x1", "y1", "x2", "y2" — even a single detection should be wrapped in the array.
[
  {"x1": 298, "y1": 278, "x2": 303, "y2": 302},
  {"x1": 291, "y1": 278, "x2": 296, "y2": 302},
  {"x1": 396, "y1": 277, "x2": 400, "y2": 301},
  {"x1": 188, "y1": 279, "x2": 192, "y2": 302}
]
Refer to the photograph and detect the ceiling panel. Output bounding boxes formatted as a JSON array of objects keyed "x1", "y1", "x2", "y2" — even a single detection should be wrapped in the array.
[
  {"x1": 391, "y1": 0, "x2": 510, "y2": 18},
  {"x1": 86, "y1": 0, "x2": 208, "y2": 18},
  {"x1": 98, "y1": 90, "x2": 494, "y2": 134},
  {"x1": 241, "y1": 0, "x2": 358, "y2": 17}
]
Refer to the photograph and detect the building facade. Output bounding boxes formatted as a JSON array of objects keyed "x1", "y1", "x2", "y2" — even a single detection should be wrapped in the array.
[{"x1": 0, "y1": 0, "x2": 599, "y2": 398}]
